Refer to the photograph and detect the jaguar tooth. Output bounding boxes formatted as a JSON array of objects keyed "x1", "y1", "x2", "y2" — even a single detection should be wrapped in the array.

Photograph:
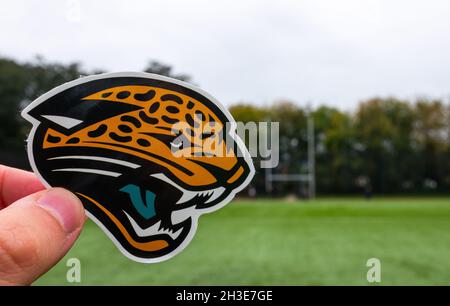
[
  {"x1": 177, "y1": 190, "x2": 198, "y2": 204},
  {"x1": 171, "y1": 228, "x2": 183, "y2": 240},
  {"x1": 205, "y1": 187, "x2": 226, "y2": 203},
  {"x1": 171, "y1": 206, "x2": 196, "y2": 225},
  {"x1": 123, "y1": 211, "x2": 184, "y2": 240},
  {"x1": 145, "y1": 221, "x2": 161, "y2": 235},
  {"x1": 151, "y1": 173, "x2": 198, "y2": 204},
  {"x1": 151, "y1": 173, "x2": 226, "y2": 205},
  {"x1": 124, "y1": 212, "x2": 162, "y2": 237}
]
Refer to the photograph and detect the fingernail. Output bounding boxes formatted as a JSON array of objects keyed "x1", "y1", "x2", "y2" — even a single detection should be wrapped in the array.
[{"x1": 37, "y1": 188, "x2": 83, "y2": 233}]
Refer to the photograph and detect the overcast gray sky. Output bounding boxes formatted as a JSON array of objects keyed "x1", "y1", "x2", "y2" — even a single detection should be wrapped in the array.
[{"x1": 1, "y1": 0, "x2": 450, "y2": 109}]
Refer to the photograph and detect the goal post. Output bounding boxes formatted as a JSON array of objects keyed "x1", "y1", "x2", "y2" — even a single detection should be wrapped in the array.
[{"x1": 265, "y1": 116, "x2": 316, "y2": 199}]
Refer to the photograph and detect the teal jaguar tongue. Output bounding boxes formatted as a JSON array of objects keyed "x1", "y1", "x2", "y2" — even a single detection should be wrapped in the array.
[{"x1": 120, "y1": 184, "x2": 156, "y2": 219}]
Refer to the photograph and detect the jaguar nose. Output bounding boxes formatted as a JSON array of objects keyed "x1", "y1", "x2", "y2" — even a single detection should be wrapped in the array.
[{"x1": 226, "y1": 165, "x2": 246, "y2": 185}]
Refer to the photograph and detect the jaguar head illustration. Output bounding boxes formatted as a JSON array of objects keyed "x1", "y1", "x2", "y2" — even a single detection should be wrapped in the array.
[{"x1": 22, "y1": 72, "x2": 254, "y2": 263}]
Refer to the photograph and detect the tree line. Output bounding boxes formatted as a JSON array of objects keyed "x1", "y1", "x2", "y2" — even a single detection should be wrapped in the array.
[
  {"x1": 230, "y1": 99, "x2": 450, "y2": 195},
  {"x1": 0, "y1": 56, "x2": 449, "y2": 194}
]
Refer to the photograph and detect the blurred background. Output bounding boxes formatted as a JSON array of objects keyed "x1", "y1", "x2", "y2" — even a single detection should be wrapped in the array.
[{"x1": 1, "y1": 0, "x2": 450, "y2": 285}]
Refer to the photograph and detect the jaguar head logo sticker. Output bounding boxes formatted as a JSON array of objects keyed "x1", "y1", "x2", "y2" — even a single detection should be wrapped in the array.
[{"x1": 22, "y1": 72, "x2": 254, "y2": 263}]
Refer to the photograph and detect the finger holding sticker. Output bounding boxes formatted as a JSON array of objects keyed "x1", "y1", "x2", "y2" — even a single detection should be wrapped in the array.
[
  {"x1": 22, "y1": 72, "x2": 254, "y2": 263},
  {"x1": 0, "y1": 165, "x2": 85, "y2": 285}
]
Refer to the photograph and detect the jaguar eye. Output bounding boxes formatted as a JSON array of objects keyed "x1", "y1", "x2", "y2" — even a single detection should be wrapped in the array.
[
  {"x1": 170, "y1": 133, "x2": 193, "y2": 152},
  {"x1": 171, "y1": 141, "x2": 183, "y2": 149}
]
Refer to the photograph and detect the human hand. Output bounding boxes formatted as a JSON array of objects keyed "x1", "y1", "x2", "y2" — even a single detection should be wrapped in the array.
[{"x1": 0, "y1": 165, "x2": 85, "y2": 285}]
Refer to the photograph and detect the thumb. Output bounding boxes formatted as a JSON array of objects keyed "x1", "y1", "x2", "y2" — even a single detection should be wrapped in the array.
[{"x1": 0, "y1": 188, "x2": 85, "y2": 285}]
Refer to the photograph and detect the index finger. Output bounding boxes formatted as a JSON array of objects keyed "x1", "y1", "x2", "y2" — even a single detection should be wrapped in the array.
[{"x1": 0, "y1": 165, "x2": 45, "y2": 209}]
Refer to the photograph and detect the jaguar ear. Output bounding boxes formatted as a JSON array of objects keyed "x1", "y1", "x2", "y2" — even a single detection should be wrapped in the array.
[
  {"x1": 24, "y1": 96, "x2": 143, "y2": 133},
  {"x1": 41, "y1": 115, "x2": 83, "y2": 129}
]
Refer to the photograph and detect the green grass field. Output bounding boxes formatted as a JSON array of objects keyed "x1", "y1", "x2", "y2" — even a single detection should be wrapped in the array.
[{"x1": 35, "y1": 197, "x2": 450, "y2": 285}]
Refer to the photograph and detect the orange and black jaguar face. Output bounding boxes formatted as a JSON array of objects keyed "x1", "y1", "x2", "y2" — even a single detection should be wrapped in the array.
[{"x1": 22, "y1": 72, "x2": 254, "y2": 263}]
